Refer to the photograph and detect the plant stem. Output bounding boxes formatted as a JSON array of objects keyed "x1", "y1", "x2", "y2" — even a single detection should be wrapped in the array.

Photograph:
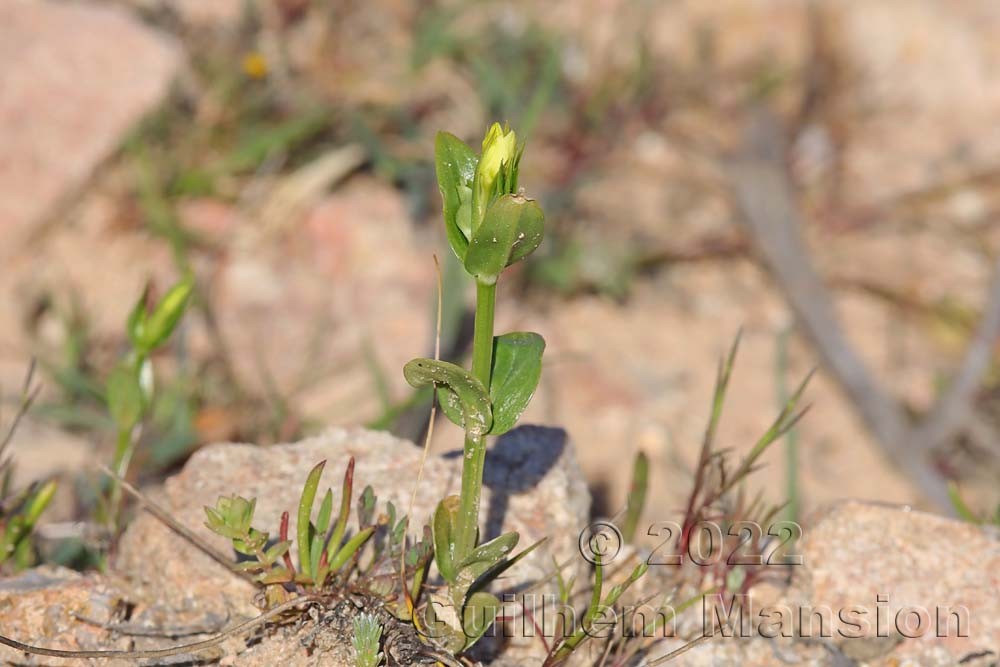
[
  {"x1": 470, "y1": 282, "x2": 496, "y2": 385},
  {"x1": 456, "y1": 281, "x2": 497, "y2": 559},
  {"x1": 108, "y1": 427, "x2": 134, "y2": 529}
]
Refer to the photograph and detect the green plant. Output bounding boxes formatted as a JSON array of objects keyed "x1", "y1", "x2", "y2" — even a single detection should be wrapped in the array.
[
  {"x1": 352, "y1": 613, "x2": 385, "y2": 667},
  {"x1": 403, "y1": 123, "x2": 546, "y2": 651},
  {"x1": 203, "y1": 457, "x2": 433, "y2": 614},
  {"x1": 0, "y1": 364, "x2": 56, "y2": 571},
  {"x1": 104, "y1": 276, "x2": 194, "y2": 529}
]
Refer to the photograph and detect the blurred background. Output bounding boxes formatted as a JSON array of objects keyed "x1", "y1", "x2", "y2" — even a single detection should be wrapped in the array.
[{"x1": 2, "y1": 0, "x2": 999, "y2": 562}]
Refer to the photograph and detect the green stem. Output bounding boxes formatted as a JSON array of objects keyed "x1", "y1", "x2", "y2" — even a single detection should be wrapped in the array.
[
  {"x1": 107, "y1": 427, "x2": 135, "y2": 530},
  {"x1": 470, "y1": 282, "x2": 496, "y2": 384},
  {"x1": 456, "y1": 281, "x2": 497, "y2": 559}
]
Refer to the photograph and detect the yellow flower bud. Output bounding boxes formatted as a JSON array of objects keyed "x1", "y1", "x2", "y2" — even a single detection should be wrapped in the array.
[{"x1": 474, "y1": 123, "x2": 518, "y2": 226}]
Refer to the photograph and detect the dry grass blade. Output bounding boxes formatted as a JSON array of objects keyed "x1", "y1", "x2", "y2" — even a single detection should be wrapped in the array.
[{"x1": 0, "y1": 360, "x2": 41, "y2": 461}]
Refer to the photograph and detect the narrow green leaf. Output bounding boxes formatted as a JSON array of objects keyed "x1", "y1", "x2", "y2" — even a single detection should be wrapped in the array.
[
  {"x1": 622, "y1": 451, "x2": 649, "y2": 542},
  {"x1": 297, "y1": 460, "x2": 326, "y2": 579},
  {"x1": 264, "y1": 540, "x2": 292, "y2": 566},
  {"x1": 257, "y1": 567, "x2": 294, "y2": 585},
  {"x1": 138, "y1": 276, "x2": 194, "y2": 352},
  {"x1": 315, "y1": 489, "x2": 334, "y2": 538},
  {"x1": 310, "y1": 488, "x2": 333, "y2": 576},
  {"x1": 464, "y1": 194, "x2": 544, "y2": 284},
  {"x1": 23, "y1": 480, "x2": 56, "y2": 527},
  {"x1": 325, "y1": 526, "x2": 375, "y2": 573},
  {"x1": 126, "y1": 284, "x2": 150, "y2": 349},
  {"x1": 404, "y1": 358, "x2": 492, "y2": 436},
  {"x1": 325, "y1": 457, "x2": 355, "y2": 562},
  {"x1": 487, "y1": 332, "x2": 545, "y2": 435}
]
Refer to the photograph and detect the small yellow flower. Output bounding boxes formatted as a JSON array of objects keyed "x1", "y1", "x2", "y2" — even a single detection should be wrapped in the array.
[{"x1": 242, "y1": 52, "x2": 269, "y2": 79}]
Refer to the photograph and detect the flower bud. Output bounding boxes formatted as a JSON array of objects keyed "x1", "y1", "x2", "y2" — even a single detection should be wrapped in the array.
[{"x1": 474, "y1": 123, "x2": 519, "y2": 230}]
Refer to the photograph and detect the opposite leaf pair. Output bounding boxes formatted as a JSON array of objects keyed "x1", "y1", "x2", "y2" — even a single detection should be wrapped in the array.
[
  {"x1": 403, "y1": 331, "x2": 544, "y2": 438},
  {"x1": 427, "y1": 495, "x2": 542, "y2": 652}
]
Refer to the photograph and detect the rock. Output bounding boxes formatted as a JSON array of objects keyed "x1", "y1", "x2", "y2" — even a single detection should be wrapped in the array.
[
  {"x1": 110, "y1": 426, "x2": 590, "y2": 664},
  {"x1": 0, "y1": 566, "x2": 131, "y2": 667},
  {"x1": 779, "y1": 501, "x2": 1000, "y2": 665},
  {"x1": 0, "y1": 1, "x2": 181, "y2": 254},
  {"x1": 640, "y1": 501, "x2": 1000, "y2": 666}
]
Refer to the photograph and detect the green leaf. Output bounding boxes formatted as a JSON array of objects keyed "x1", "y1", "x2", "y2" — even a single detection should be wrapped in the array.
[
  {"x1": 458, "y1": 531, "x2": 519, "y2": 572},
  {"x1": 358, "y1": 485, "x2": 376, "y2": 527},
  {"x1": 462, "y1": 591, "x2": 501, "y2": 647},
  {"x1": 325, "y1": 526, "x2": 375, "y2": 574},
  {"x1": 23, "y1": 480, "x2": 56, "y2": 527},
  {"x1": 310, "y1": 488, "x2": 333, "y2": 576},
  {"x1": 326, "y1": 457, "x2": 355, "y2": 561},
  {"x1": 404, "y1": 358, "x2": 492, "y2": 436},
  {"x1": 106, "y1": 363, "x2": 143, "y2": 432},
  {"x1": 464, "y1": 194, "x2": 544, "y2": 285},
  {"x1": 426, "y1": 597, "x2": 467, "y2": 654},
  {"x1": 297, "y1": 460, "x2": 326, "y2": 579},
  {"x1": 126, "y1": 284, "x2": 150, "y2": 349},
  {"x1": 315, "y1": 489, "x2": 334, "y2": 539},
  {"x1": 622, "y1": 451, "x2": 649, "y2": 542},
  {"x1": 456, "y1": 531, "x2": 520, "y2": 585},
  {"x1": 468, "y1": 537, "x2": 545, "y2": 596},
  {"x1": 138, "y1": 276, "x2": 194, "y2": 352},
  {"x1": 487, "y1": 332, "x2": 545, "y2": 435},
  {"x1": 432, "y1": 495, "x2": 461, "y2": 583},
  {"x1": 435, "y1": 384, "x2": 466, "y2": 430},
  {"x1": 435, "y1": 132, "x2": 478, "y2": 261},
  {"x1": 264, "y1": 540, "x2": 292, "y2": 566}
]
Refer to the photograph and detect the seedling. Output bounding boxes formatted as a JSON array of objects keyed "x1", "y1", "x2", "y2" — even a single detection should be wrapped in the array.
[{"x1": 104, "y1": 275, "x2": 194, "y2": 530}]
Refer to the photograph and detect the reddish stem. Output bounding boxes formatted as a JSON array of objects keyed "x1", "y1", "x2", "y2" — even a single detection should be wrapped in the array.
[{"x1": 279, "y1": 511, "x2": 294, "y2": 573}]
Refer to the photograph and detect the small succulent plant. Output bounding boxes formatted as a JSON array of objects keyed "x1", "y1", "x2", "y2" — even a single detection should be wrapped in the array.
[{"x1": 351, "y1": 612, "x2": 384, "y2": 667}]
